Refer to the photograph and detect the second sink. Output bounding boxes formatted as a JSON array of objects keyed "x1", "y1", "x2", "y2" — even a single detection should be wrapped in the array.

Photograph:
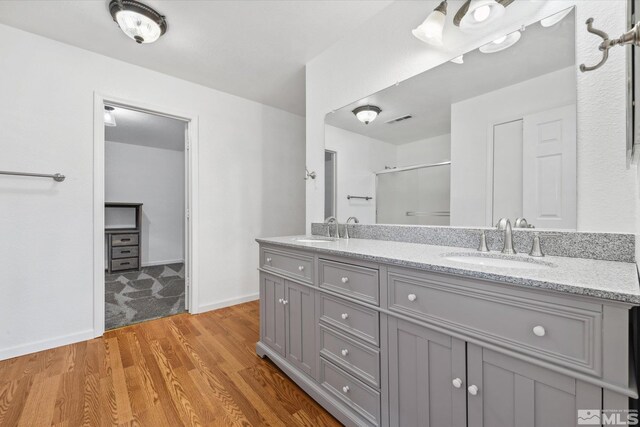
[{"x1": 442, "y1": 253, "x2": 554, "y2": 270}]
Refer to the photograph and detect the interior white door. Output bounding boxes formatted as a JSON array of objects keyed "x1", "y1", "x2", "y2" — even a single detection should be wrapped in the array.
[{"x1": 522, "y1": 105, "x2": 576, "y2": 229}]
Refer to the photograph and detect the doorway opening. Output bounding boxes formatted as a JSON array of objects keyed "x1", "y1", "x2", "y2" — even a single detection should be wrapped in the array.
[{"x1": 94, "y1": 94, "x2": 199, "y2": 335}]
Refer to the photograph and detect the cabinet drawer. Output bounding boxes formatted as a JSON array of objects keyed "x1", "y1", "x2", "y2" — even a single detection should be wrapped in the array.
[
  {"x1": 320, "y1": 358, "x2": 380, "y2": 426},
  {"x1": 111, "y1": 257, "x2": 139, "y2": 271},
  {"x1": 262, "y1": 247, "x2": 313, "y2": 283},
  {"x1": 319, "y1": 294, "x2": 379, "y2": 346},
  {"x1": 112, "y1": 246, "x2": 139, "y2": 259},
  {"x1": 320, "y1": 325, "x2": 380, "y2": 388},
  {"x1": 111, "y1": 233, "x2": 139, "y2": 247},
  {"x1": 388, "y1": 269, "x2": 602, "y2": 375},
  {"x1": 319, "y1": 259, "x2": 379, "y2": 305}
]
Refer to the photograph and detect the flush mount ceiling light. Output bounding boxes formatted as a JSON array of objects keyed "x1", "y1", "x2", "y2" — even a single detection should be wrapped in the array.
[
  {"x1": 540, "y1": 7, "x2": 573, "y2": 28},
  {"x1": 104, "y1": 106, "x2": 117, "y2": 127},
  {"x1": 454, "y1": 0, "x2": 513, "y2": 30},
  {"x1": 352, "y1": 105, "x2": 382, "y2": 125},
  {"x1": 412, "y1": 1, "x2": 447, "y2": 46},
  {"x1": 109, "y1": 0, "x2": 167, "y2": 44},
  {"x1": 479, "y1": 30, "x2": 521, "y2": 53}
]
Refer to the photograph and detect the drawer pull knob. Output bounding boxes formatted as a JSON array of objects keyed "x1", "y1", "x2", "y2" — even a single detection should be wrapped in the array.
[
  {"x1": 341, "y1": 349, "x2": 349, "y2": 357},
  {"x1": 407, "y1": 293, "x2": 417, "y2": 302},
  {"x1": 468, "y1": 385, "x2": 479, "y2": 396},
  {"x1": 298, "y1": 265, "x2": 305, "y2": 271},
  {"x1": 278, "y1": 298, "x2": 283, "y2": 304},
  {"x1": 282, "y1": 299, "x2": 288, "y2": 305},
  {"x1": 452, "y1": 378, "x2": 463, "y2": 388},
  {"x1": 533, "y1": 325, "x2": 546, "y2": 337},
  {"x1": 266, "y1": 257, "x2": 272, "y2": 263},
  {"x1": 341, "y1": 313, "x2": 349, "y2": 320},
  {"x1": 342, "y1": 386, "x2": 350, "y2": 393},
  {"x1": 341, "y1": 277, "x2": 349, "y2": 283}
]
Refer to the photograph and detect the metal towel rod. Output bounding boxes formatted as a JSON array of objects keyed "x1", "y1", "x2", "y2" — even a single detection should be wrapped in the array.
[
  {"x1": 347, "y1": 195, "x2": 372, "y2": 201},
  {"x1": 0, "y1": 170, "x2": 66, "y2": 182}
]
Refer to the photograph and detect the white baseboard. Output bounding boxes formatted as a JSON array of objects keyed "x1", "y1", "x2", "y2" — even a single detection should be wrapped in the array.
[
  {"x1": 197, "y1": 293, "x2": 259, "y2": 314},
  {"x1": 141, "y1": 259, "x2": 185, "y2": 267},
  {"x1": 0, "y1": 329, "x2": 94, "y2": 362}
]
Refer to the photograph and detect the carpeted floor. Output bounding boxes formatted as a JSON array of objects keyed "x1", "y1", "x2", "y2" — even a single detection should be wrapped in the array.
[{"x1": 105, "y1": 263, "x2": 185, "y2": 330}]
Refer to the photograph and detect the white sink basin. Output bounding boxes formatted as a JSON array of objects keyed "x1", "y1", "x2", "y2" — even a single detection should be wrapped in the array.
[
  {"x1": 295, "y1": 238, "x2": 337, "y2": 243},
  {"x1": 443, "y1": 253, "x2": 554, "y2": 270}
]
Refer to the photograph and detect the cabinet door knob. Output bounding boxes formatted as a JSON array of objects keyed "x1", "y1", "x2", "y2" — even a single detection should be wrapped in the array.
[
  {"x1": 452, "y1": 378, "x2": 463, "y2": 388},
  {"x1": 266, "y1": 257, "x2": 272, "y2": 263},
  {"x1": 533, "y1": 325, "x2": 546, "y2": 337},
  {"x1": 342, "y1": 386, "x2": 350, "y2": 393},
  {"x1": 341, "y1": 277, "x2": 349, "y2": 283},
  {"x1": 468, "y1": 385, "x2": 479, "y2": 396},
  {"x1": 407, "y1": 293, "x2": 417, "y2": 302},
  {"x1": 278, "y1": 298, "x2": 283, "y2": 304},
  {"x1": 341, "y1": 348, "x2": 349, "y2": 357},
  {"x1": 282, "y1": 299, "x2": 288, "y2": 305},
  {"x1": 341, "y1": 313, "x2": 349, "y2": 320}
]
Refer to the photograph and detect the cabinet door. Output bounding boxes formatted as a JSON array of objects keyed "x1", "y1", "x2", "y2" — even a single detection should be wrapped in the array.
[
  {"x1": 261, "y1": 273, "x2": 286, "y2": 356},
  {"x1": 467, "y1": 344, "x2": 601, "y2": 427},
  {"x1": 285, "y1": 280, "x2": 316, "y2": 377},
  {"x1": 388, "y1": 318, "x2": 466, "y2": 427}
]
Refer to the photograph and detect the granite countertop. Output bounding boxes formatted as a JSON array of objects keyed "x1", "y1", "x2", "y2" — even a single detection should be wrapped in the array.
[{"x1": 256, "y1": 235, "x2": 640, "y2": 304}]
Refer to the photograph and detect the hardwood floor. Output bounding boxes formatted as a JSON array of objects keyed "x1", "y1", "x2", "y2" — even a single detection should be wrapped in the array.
[{"x1": 0, "y1": 301, "x2": 342, "y2": 426}]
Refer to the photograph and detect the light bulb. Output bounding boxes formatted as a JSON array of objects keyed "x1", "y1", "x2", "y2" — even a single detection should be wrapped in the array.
[
  {"x1": 493, "y1": 35, "x2": 507, "y2": 44},
  {"x1": 473, "y1": 5, "x2": 491, "y2": 22}
]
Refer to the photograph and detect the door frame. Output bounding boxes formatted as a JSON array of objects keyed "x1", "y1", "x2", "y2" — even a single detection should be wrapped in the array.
[{"x1": 92, "y1": 92, "x2": 200, "y2": 337}]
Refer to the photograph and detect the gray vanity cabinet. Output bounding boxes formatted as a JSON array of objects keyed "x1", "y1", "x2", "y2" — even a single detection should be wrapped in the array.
[
  {"x1": 260, "y1": 271, "x2": 316, "y2": 377},
  {"x1": 388, "y1": 318, "x2": 467, "y2": 427},
  {"x1": 466, "y1": 343, "x2": 601, "y2": 427}
]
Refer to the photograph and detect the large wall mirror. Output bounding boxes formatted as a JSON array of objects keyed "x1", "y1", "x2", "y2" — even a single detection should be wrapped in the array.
[{"x1": 324, "y1": 7, "x2": 576, "y2": 230}]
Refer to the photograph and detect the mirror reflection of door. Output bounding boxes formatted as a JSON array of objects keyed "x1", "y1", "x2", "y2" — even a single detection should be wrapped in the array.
[{"x1": 324, "y1": 150, "x2": 337, "y2": 219}]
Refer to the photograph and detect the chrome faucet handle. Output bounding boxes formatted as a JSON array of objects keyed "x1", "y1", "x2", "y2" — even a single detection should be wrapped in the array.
[
  {"x1": 477, "y1": 231, "x2": 489, "y2": 252},
  {"x1": 529, "y1": 232, "x2": 544, "y2": 257}
]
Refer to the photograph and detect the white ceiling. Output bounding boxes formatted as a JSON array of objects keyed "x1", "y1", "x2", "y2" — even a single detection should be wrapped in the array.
[
  {"x1": 0, "y1": 0, "x2": 393, "y2": 116},
  {"x1": 105, "y1": 106, "x2": 186, "y2": 151},
  {"x1": 325, "y1": 8, "x2": 576, "y2": 145}
]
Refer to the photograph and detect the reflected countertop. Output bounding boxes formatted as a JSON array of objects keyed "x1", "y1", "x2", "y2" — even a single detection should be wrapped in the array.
[{"x1": 256, "y1": 235, "x2": 640, "y2": 304}]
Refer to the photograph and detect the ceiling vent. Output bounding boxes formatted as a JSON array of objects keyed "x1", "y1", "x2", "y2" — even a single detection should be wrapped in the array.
[{"x1": 386, "y1": 115, "x2": 413, "y2": 124}]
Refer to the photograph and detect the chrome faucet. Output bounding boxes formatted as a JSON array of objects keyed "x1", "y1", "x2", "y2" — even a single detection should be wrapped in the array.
[
  {"x1": 498, "y1": 219, "x2": 516, "y2": 255},
  {"x1": 344, "y1": 216, "x2": 359, "y2": 239},
  {"x1": 324, "y1": 216, "x2": 338, "y2": 238}
]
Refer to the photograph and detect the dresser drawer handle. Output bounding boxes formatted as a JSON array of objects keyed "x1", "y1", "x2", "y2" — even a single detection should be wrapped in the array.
[
  {"x1": 468, "y1": 385, "x2": 479, "y2": 396},
  {"x1": 298, "y1": 265, "x2": 305, "y2": 271},
  {"x1": 120, "y1": 262, "x2": 130, "y2": 265},
  {"x1": 407, "y1": 293, "x2": 417, "y2": 302},
  {"x1": 342, "y1": 386, "x2": 350, "y2": 393},
  {"x1": 533, "y1": 325, "x2": 546, "y2": 337},
  {"x1": 121, "y1": 238, "x2": 131, "y2": 242},
  {"x1": 341, "y1": 277, "x2": 349, "y2": 283},
  {"x1": 341, "y1": 348, "x2": 349, "y2": 357},
  {"x1": 341, "y1": 313, "x2": 349, "y2": 320},
  {"x1": 121, "y1": 250, "x2": 130, "y2": 254},
  {"x1": 452, "y1": 378, "x2": 463, "y2": 389}
]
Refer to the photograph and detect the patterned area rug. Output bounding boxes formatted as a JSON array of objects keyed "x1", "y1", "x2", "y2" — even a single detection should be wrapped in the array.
[{"x1": 105, "y1": 263, "x2": 185, "y2": 330}]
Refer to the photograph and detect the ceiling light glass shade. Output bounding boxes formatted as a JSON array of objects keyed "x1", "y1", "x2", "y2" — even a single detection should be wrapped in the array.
[
  {"x1": 450, "y1": 55, "x2": 464, "y2": 64},
  {"x1": 109, "y1": 0, "x2": 167, "y2": 44},
  {"x1": 104, "y1": 107, "x2": 116, "y2": 127},
  {"x1": 412, "y1": 1, "x2": 447, "y2": 46},
  {"x1": 540, "y1": 7, "x2": 572, "y2": 28},
  {"x1": 460, "y1": 0, "x2": 505, "y2": 30},
  {"x1": 479, "y1": 30, "x2": 521, "y2": 53},
  {"x1": 352, "y1": 105, "x2": 382, "y2": 125}
]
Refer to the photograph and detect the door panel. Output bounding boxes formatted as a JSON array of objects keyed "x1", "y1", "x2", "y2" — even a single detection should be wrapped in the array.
[
  {"x1": 285, "y1": 280, "x2": 316, "y2": 377},
  {"x1": 261, "y1": 273, "x2": 285, "y2": 356},
  {"x1": 388, "y1": 318, "x2": 466, "y2": 427}
]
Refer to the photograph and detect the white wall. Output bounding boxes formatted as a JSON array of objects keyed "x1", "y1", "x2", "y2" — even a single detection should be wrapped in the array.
[
  {"x1": 450, "y1": 67, "x2": 575, "y2": 226},
  {"x1": 325, "y1": 125, "x2": 395, "y2": 223},
  {"x1": 105, "y1": 141, "x2": 184, "y2": 266},
  {"x1": 306, "y1": 0, "x2": 637, "y2": 233},
  {"x1": 396, "y1": 134, "x2": 451, "y2": 167},
  {"x1": 0, "y1": 23, "x2": 305, "y2": 360}
]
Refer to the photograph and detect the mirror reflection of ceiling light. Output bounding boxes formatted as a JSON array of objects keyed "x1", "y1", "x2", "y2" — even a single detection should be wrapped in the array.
[
  {"x1": 412, "y1": 1, "x2": 447, "y2": 46},
  {"x1": 104, "y1": 106, "x2": 117, "y2": 127},
  {"x1": 450, "y1": 55, "x2": 464, "y2": 64},
  {"x1": 108, "y1": 0, "x2": 167, "y2": 44},
  {"x1": 352, "y1": 105, "x2": 382, "y2": 125},
  {"x1": 540, "y1": 7, "x2": 573, "y2": 28},
  {"x1": 455, "y1": 0, "x2": 511, "y2": 30},
  {"x1": 479, "y1": 30, "x2": 521, "y2": 53}
]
